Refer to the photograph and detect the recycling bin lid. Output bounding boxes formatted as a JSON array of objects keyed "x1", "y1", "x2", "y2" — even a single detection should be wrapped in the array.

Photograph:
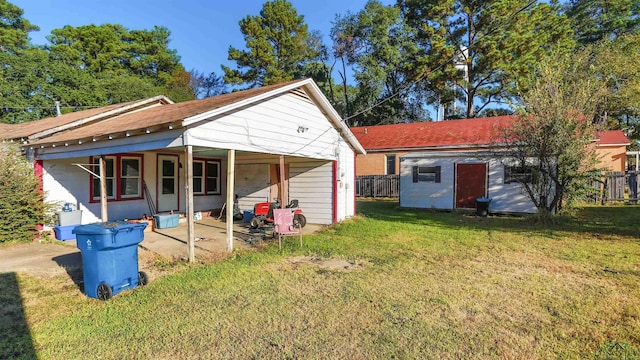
[
  {"x1": 476, "y1": 197, "x2": 492, "y2": 202},
  {"x1": 72, "y1": 221, "x2": 143, "y2": 235}
]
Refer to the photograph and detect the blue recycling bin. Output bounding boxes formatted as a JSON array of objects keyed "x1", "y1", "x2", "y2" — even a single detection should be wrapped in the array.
[{"x1": 73, "y1": 221, "x2": 148, "y2": 300}]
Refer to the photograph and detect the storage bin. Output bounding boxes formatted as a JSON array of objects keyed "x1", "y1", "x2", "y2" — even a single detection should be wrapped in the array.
[
  {"x1": 54, "y1": 225, "x2": 77, "y2": 241},
  {"x1": 153, "y1": 213, "x2": 179, "y2": 229},
  {"x1": 56, "y1": 210, "x2": 82, "y2": 226},
  {"x1": 243, "y1": 210, "x2": 254, "y2": 223}
]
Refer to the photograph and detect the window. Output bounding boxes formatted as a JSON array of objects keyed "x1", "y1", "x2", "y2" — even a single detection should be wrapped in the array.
[
  {"x1": 206, "y1": 160, "x2": 220, "y2": 194},
  {"x1": 504, "y1": 165, "x2": 534, "y2": 184},
  {"x1": 191, "y1": 159, "x2": 221, "y2": 195},
  {"x1": 412, "y1": 166, "x2": 441, "y2": 183},
  {"x1": 91, "y1": 154, "x2": 142, "y2": 201},
  {"x1": 192, "y1": 161, "x2": 205, "y2": 195},
  {"x1": 120, "y1": 157, "x2": 141, "y2": 198},
  {"x1": 92, "y1": 157, "x2": 115, "y2": 200},
  {"x1": 386, "y1": 154, "x2": 396, "y2": 175}
]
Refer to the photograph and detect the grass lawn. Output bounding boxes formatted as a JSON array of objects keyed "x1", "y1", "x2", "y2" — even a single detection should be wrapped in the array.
[{"x1": 2, "y1": 200, "x2": 640, "y2": 359}]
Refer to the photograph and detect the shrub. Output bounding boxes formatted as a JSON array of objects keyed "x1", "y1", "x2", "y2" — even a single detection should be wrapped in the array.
[{"x1": 0, "y1": 144, "x2": 47, "y2": 244}]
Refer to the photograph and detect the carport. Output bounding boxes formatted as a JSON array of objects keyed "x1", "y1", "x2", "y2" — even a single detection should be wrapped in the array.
[{"x1": 16, "y1": 79, "x2": 365, "y2": 262}]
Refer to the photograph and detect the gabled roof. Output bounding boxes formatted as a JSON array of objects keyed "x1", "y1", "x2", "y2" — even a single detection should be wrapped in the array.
[
  {"x1": 351, "y1": 116, "x2": 515, "y2": 151},
  {"x1": 4, "y1": 95, "x2": 173, "y2": 140},
  {"x1": 595, "y1": 130, "x2": 630, "y2": 146},
  {"x1": 352, "y1": 116, "x2": 630, "y2": 152},
  {"x1": 19, "y1": 78, "x2": 365, "y2": 155}
]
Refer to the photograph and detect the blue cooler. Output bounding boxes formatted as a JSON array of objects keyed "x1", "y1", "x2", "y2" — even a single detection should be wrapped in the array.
[{"x1": 73, "y1": 221, "x2": 148, "y2": 300}]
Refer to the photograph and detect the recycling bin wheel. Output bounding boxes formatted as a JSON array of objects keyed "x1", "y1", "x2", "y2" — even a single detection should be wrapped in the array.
[
  {"x1": 97, "y1": 283, "x2": 112, "y2": 301},
  {"x1": 139, "y1": 271, "x2": 149, "y2": 286}
]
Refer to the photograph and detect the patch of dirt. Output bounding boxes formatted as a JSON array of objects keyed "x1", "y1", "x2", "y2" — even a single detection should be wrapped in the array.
[{"x1": 285, "y1": 256, "x2": 363, "y2": 271}]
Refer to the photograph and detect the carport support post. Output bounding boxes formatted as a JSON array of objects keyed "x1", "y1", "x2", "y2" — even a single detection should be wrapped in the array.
[
  {"x1": 99, "y1": 156, "x2": 108, "y2": 222},
  {"x1": 226, "y1": 149, "x2": 235, "y2": 252},
  {"x1": 185, "y1": 145, "x2": 195, "y2": 263},
  {"x1": 279, "y1": 155, "x2": 287, "y2": 208}
]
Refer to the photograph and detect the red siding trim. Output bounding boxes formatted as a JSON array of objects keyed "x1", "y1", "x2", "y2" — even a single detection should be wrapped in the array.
[{"x1": 333, "y1": 160, "x2": 338, "y2": 224}]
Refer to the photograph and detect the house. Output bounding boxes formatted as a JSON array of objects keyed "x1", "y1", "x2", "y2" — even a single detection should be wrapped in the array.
[
  {"x1": 3, "y1": 78, "x2": 365, "y2": 257},
  {"x1": 352, "y1": 116, "x2": 630, "y2": 213},
  {"x1": 594, "y1": 130, "x2": 631, "y2": 171}
]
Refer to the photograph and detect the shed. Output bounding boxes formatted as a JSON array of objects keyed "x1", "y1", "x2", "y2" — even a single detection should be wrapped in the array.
[{"x1": 400, "y1": 152, "x2": 537, "y2": 214}]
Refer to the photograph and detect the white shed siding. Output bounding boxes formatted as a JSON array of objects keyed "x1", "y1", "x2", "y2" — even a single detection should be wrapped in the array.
[
  {"x1": 400, "y1": 157, "x2": 456, "y2": 209},
  {"x1": 400, "y1": 154, "x2": 537, "y2": 213},
  {"x1": 289, "y1": 160, "x2": 334, "y2": 225},
  {"x1": 185, "y1": 93, "x2": 342, "y2": 160}
]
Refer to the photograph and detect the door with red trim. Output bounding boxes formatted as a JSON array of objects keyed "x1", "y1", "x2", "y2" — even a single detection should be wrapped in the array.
[
  {"x1": 157, "y1": 154, "x2": 179, "y2": 212},
  {"x1": 455, "y1": 163, "x2": 488, "y2": 209}
]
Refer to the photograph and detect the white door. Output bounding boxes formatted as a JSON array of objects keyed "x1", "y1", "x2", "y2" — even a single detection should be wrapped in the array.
[{"x1": 157, "y1": 154, "x2": 179, "y2": 212}]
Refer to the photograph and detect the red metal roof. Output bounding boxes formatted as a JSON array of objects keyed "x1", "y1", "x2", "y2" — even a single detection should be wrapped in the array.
[
  {"x1": 595, "y1": 130, "x2": 630, "y2": 146},
  {"x1": 351, "y1": 116, "x2": 515, "y2": 151}
]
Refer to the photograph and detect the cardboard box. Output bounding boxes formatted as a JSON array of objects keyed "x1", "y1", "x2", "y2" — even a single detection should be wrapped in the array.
[
  {"x1": 153, "y1": 213, "x2": 179, "y2": 229},
  {"x1": 54, "y1": 225, "x2": 77, "y2": 241}
]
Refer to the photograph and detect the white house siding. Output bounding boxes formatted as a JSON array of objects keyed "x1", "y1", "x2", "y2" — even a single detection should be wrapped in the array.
[
  {"x1": 400, "y1": 153, "x2": 537, "y2": 214},
  {"x1": 42, "y1": 156, "x2": 151, "y2": 224},
  {"x1": 184, "y1": 92, "x2": 342, "y2": 161},
  {"x1": 335, "y1": 138, "x2": 356, "y2": 221}
]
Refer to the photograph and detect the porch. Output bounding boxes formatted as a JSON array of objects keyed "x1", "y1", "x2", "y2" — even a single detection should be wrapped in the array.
[{"x1": 140, "y1": 216, "x2": 323, "y2": 260}]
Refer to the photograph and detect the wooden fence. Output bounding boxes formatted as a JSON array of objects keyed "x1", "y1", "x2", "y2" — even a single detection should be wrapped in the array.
[
  {"x1": 592, "y1": 171, "x2": 639, "y2": 203},
  {"x1": 356, "y1": 175, "x2": 400, "y2": 198}
]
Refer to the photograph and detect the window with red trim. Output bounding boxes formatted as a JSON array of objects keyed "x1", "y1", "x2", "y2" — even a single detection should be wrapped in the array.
[
  {"x1": 192, "y1": 159, "x2": 221, "y2": 195},
  {"x1": 90, "y1": 154, "x2": 143, "y2": 201}
]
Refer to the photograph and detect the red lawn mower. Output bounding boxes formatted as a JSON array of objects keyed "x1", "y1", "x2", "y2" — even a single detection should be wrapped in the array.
[{"x1": 249, "y1": 199, "x2": 306, "y2": 229}]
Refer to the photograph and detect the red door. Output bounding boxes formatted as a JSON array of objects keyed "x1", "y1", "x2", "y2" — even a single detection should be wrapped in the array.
[{"x1": 455, "y1": 163, "x2": 488, "y2": 209}]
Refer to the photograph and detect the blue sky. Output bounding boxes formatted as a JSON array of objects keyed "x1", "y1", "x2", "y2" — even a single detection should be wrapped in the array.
[{"x1": 14, "y1": 0, "x2": 393, "y2": 75}]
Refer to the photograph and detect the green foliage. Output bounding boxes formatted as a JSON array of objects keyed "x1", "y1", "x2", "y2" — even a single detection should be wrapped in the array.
[
  {"x1": 0, "y1": 0, "x2": 38, "y2": 53},
  {"x1": 592, "y1": 34, "x2": 640, "y2": 141},
  {"x1": 0, "y1": 3, "x2": 194, "y2": 124},
  {"x1": 330, "y1": 1, "x2": 427, "y2": 126},
  {"x1": 502, "y1": 49, "x2": 607, "y2": 213},
  {"x1": 564, "y1": 0, "x2": 640, "y2": 45},
  {"x1": 399, "y1": 0, "x2": 575, "y2": 119},
  {"x1": 222, "y1": 0, "x2": 321, "y2": 87},
  {"x1": 0, "y1": 144, "x2": 47, "y2": 243}
]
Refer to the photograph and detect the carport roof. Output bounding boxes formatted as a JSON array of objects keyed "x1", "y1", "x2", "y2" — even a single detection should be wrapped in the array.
[{"x1": 19, "y1": 78, "x2": 365, "y2": 155}]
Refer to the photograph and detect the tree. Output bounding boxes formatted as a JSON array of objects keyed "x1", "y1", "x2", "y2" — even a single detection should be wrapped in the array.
[
  {"x1": 222, "y1": 0, "x2": 321, "y2": 87},
  {"x1": 329, "y1": 1, "x2": 426, "y2": 126},
  {"x1": 592, "y1": 34, "x2": 640, "y2": 141},
  {"x1": 0, "y1": 144, "x2": 51, "y2": 243},
  {"x1": 399, "y1": 0, "x2": 575, "y2": 119},
  {"x1": 47, "y1": 24, "x2": 193, "y2": 104},
  {"x1": 0, "y1": 0, "x2": 38, "y2": 53},
  {"x1": 564, "y1": 0, "x2": 640, "y2": 45},
  {"x1": 500, "y1": 50, "x2": 607, "y2": 215},
  {"x1": 189, "y1": 70, "x2": 227, "y2": 98}
]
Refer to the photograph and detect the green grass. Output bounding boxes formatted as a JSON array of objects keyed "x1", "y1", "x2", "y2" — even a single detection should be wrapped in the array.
[{"x1": 3, "y1": 200, "x2": 640, "y2": 359}]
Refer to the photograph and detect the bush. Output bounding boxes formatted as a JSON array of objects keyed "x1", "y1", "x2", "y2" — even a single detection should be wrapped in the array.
[{"x1": 0, "y1": 144, "x2": 48, "y2": 244}]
